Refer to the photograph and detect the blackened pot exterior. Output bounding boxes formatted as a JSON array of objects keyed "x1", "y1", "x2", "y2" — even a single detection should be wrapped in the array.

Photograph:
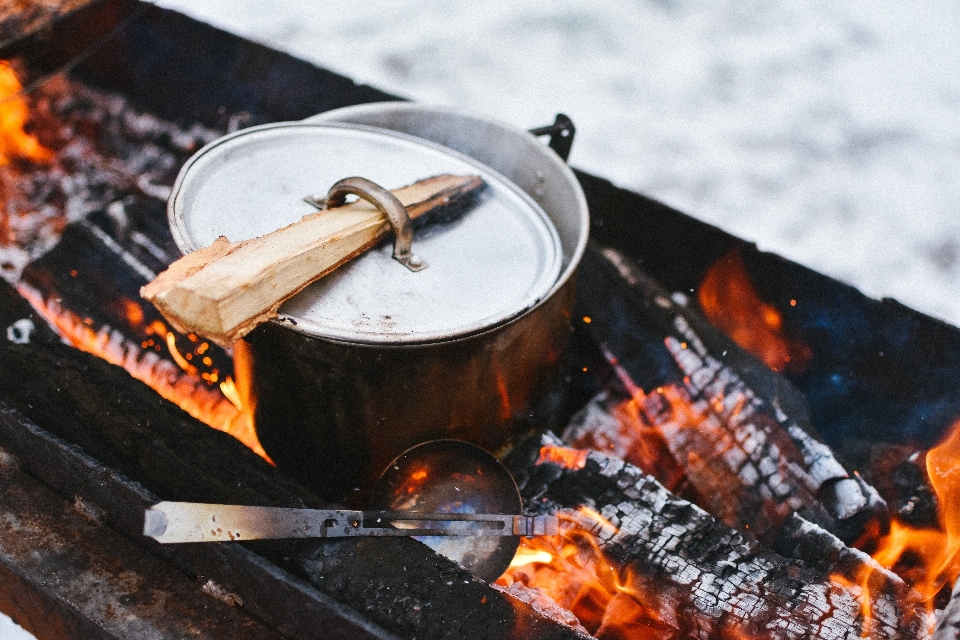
[
  {"x1": 248, "y1": 280, "x2": 575, "y2": 504},
  {"x1": 217, "y1": 105, "x2": 589, "y2": 504}
]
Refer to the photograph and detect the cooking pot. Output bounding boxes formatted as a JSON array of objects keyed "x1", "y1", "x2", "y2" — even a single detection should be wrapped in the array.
[{"x1": 168, "y1": 104, "x2": 588, "y2": 504}]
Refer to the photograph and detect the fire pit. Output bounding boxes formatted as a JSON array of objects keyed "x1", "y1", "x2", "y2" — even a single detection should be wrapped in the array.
[{"x1": 2, "y1": 1, "x2": 960, "y2": 639}]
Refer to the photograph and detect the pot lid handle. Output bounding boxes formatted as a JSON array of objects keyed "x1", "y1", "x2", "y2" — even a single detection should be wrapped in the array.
[{"x1": 307, "y1": 176, "x2": 427, "y2": 272}]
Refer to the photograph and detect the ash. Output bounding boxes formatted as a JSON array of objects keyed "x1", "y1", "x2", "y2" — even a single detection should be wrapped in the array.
[{"x1": 0, "y1": 74, "x2": 220, "y2": 283}]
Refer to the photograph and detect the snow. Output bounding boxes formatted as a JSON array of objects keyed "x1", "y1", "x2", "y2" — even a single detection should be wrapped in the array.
[
  {"x1": 150, "y1": 0, "x2": 960, "y2": 328},
  {"x1": 3, "y1": 2, "x2": 958, "y2": 636}
]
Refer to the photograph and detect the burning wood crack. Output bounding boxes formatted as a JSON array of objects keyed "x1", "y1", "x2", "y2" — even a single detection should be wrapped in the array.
[
  {"x1": 0, "y1": 60, "x2": 271, "y2": 456},
  {"x1": 503, "y1": 435, "x2": 931, "y2": 640},
  {"x1": 568, "y1": 244, "x2": 887, "y2": 546}
]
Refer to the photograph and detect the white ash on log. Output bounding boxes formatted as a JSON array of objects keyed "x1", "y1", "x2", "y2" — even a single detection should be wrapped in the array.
[
  {"x1": 568, "y1": 244, "x2": 887, "y2": 545},
  {"x1": 509, "y1": 434, "x2": 931, "y2": 640},
  {"x1": 1, "y1": 74, "x2": 219, "y2": 284},
  {"x1": 933, "y1": 576, "x2": 960, "y2": 640}
]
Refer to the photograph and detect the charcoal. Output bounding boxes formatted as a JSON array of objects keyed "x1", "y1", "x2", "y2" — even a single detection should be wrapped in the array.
[
  {"x1": 853, "y1": 443, "x2": 940, "y2": 529},
  {"x1": 0, "y1": 446, "x2": 286, "y2": 640},
  {"x1": 0, "y1": 298, "x2": 587, "y2": 640},
  {"x1": 509, "y1": 434, "x2": 930, "y2": 640},
  {"x1": 771, "y1": 513, "x2": 904, "y2": 587},
  {"x1": 933, "y1": 576, "x2": 960, "y2": 640},
  {"x1": 569, "y1": 243, "x2": 888, "y2": 544}
]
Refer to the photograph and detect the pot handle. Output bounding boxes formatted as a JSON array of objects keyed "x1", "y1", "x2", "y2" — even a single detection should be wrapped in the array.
[
  {"x1": 528, "y1": 114, "x2": 575, "y2": 162},
  {"x1": 319, "y1": 176, "x2": 427, "y2": 272}
]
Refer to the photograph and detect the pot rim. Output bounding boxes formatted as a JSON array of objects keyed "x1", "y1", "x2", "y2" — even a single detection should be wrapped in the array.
[
  {"x1": 168, "y1": 119, "x2": 567, "y2": 345},
  {"x1": 306, "y1": 102, "x2": 589, "y2": 314}
]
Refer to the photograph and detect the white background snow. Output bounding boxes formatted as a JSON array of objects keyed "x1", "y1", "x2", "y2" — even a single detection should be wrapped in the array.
[{"x1": 3, "y1": 1, "x2": 957, "y2": 637}]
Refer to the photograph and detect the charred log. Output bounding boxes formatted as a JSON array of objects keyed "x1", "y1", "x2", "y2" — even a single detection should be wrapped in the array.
[
  {"x1": 509, "y1": 435, "x2": 930, "y2": 640},
  {"x1": 771, "y1": 513, "x2": 904, "y2": 587},
  {"x1": 0, "y1": 280, "x2": 586, "y2": 640},
  {"x1": 0, "y1": 446, "x2": 286, "y2": 640},
  {"x1": 569, "y1": 243, "x2": 887, "y2": 544},
  {"x1": 933, "y1": 576, "x2": 960, "y2": 640}
]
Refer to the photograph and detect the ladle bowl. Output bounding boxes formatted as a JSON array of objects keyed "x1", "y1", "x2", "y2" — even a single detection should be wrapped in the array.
[{"x1": 370, "y1": 439, "x2": 522, "y2": 583}]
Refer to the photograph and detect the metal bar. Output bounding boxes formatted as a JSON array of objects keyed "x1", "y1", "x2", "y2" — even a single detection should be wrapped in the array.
[
  {"x1": 145, "y1": 502, "x2": 558, "y2": 543},
  {"x1": 0, "y1": 402, "x2": 397, "y2": 640}
]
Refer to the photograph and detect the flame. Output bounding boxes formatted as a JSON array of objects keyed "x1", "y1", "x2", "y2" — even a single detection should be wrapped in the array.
[
  {"x1": 698, "y1": 249, "x2": 810, "y2": 373},
  {"x1": 858, "y1": 418, "x2": 960, "y2": 624},
  {"x1": 18, "y1": 284, "x2": 272, "y2": 461},
  {"x1": 537, "y1": 444, "x2": 588, "y2": 470},
  {"x1": 0, "y1": 62, "x2": 271, "y2": 459},
  {"x1": 0, "y1": 61, "x2": 53, "y2": 165},
  {"x1": 497, "y1": 509, "x2": 679, "y2": 639}
]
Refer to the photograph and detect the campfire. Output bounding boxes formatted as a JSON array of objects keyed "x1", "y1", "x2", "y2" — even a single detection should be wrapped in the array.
[{"x1": 2, "y1": 3, "x2": 960, "y2": 639}]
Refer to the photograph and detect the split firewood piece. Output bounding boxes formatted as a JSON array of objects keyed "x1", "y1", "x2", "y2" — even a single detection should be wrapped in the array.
[
  {"x1": 141, "y1": 174, "x2": 484, "y2": 347},
  {"x1": 568, "y1": 243, "x2": 888, "y2": 544},
  {"x1": 509, "y1": 434, "x2": 931, "y2": 640}
]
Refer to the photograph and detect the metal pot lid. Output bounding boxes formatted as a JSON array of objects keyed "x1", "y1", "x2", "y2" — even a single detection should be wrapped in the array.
[{"x1": 168, "y1": 122, "x2": 562, "y2": 344}]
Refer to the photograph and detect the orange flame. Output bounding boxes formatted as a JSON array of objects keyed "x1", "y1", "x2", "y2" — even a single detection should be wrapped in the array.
[
  {"x1": 537, "y1": 444, "x2": 588, "y2": 470},
  {"x1": 698, "y1": 249, "x2": 810, "y2": 373},
  {"x1": 861, "y1": 418, "x2": 960, "y2": 618},
  {"x1": 0, "y1": 61, "x2": 53, "y2": 165},
  {"x1": 498, "y1": 509, "x2": 679, "y2": 639},
  {"x1": 18, "y1": 284, "x2": 271, "y2": 461}
]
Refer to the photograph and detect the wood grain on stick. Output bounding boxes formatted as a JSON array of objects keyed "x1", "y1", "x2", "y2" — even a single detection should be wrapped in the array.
[{"x1": 141, "y1": 174, "x2": 483, "y2": 346}]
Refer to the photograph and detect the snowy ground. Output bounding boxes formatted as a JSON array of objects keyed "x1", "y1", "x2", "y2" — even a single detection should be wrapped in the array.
[
  {"x1": 3, "y1": 1, "x2": 958, "y2": 637},
  {"x1": 156, "y1": 0, "x2": 960, "y2": 327}
]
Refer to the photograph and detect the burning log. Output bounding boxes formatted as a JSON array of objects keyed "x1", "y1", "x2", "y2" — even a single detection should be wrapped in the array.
[
  {"x1": 568, "y1": 243, "x2": 888, "y2": 545},
  {"x1": 141, "y1": 173, "x2": 485, "y2": 347},
  {"x1": 933, "y1": 576, "x2": 960, "y2": 640},
  {"x1": 0, "y1": 445, "x2": 286, "y2": 640},
  {"x1": 508, "y1": 435, "x2": 930, "y2": 640},
  {"x1": 0, "y1": 285, "x2": 587, "y2": 640}
]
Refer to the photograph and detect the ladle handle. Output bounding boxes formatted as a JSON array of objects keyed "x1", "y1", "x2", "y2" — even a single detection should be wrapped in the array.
[{"x1": 144, "y1": 502, "x2": 558, "y2": 543}]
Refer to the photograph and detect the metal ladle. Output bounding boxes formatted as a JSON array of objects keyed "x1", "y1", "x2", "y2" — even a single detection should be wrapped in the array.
[{"x1": 144, "y1": 440, "x2": 555, "y2": 582}]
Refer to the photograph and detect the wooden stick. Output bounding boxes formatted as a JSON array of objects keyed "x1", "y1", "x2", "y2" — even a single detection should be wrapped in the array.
[{"x1": 141, "y1": 174, "x2": 484, "y2": 347}]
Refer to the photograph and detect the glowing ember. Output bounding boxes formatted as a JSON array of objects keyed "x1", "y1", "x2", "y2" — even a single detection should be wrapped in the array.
[
  {"x1": 0, "y1": 61, "x2": 271, "y2": 461},
  {"x1": 498, "y1": 509, "x2": 678, "y2": 639},
  {"x1": 18, "y1": 283, "x2": 271, "y2": 461},
  {"x1": 0, "y1": 61, "x2": 53, "y2": 166},
  {"x1": 859, "y1": 417, "x2": 960, "y2": 626},
  {"x1": 698, "y1": 248, "x2": 810, "y2": 373},
  {"x1": 537, "y1": 444, "x2": 588, "y2": 470}
]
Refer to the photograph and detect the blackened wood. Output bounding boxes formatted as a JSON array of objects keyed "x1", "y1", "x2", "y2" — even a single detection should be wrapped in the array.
[
  {"x1": 0, "y1": 448, "x2": 286, "y2": 640},
  {"x1": 933, "y1": 576, "x2": 960, "y2": 640},
  {"x1": 576, "y1": 170, "x2": 960, "y2": 452},
  {"x1": 848, "y1": 443, "x2": 940, "y2": 529},
  {"x1": 1, "y1": 0, "x2": 398, "y2": 131},
  {"x1": 0, "y1": 404, "x2": 395, "y2": 640},
  {"x1": 771, "y1": 513, "x2": 906, "y2": 590},
  {"x1": 0, "y1": 0, "x2": 100, "y2": 48},
  {"x1": 511, "y1": 436, "x2": 929, "y2": 640},
  {"x1": 0, "y1": 286, "x2": 586, "y2": 640},
  {"x1": 570, "y1": 244, "x2": 887, "y2": 544},
  {"x1": 301, "y1": 538, "x2": 588, "y2": 639}
]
